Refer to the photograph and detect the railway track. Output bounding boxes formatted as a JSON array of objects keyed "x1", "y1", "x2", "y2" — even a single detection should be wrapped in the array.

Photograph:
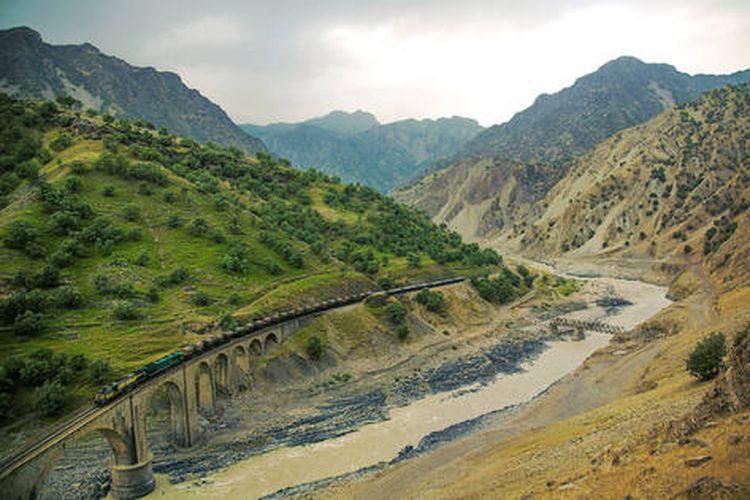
[{"x1": 0, "y1": 276, "x2": 466, "y2": 480}]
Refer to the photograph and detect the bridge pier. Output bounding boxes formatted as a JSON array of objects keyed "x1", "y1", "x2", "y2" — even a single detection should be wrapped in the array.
[
  {"x1": 575, "y1": 326, "x2": 585, "y2": 340},
  {"x1": 110, "y1": 453, "x2": 155, "y2": 499}
]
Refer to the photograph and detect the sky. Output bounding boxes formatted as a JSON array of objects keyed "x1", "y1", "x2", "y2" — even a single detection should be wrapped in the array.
[{"x1": 2, "y1": 0, "x2": 750, "y2": 126}]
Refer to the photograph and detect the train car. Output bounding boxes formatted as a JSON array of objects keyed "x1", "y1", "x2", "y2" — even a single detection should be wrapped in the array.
[{"x1": 140, "y1": 351, "x2": 185, "y2": 378}]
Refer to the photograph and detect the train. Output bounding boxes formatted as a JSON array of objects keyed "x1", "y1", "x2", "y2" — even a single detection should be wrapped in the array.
[{"x1": 93, "y1": 276, "x2": 465, "y2": 406}]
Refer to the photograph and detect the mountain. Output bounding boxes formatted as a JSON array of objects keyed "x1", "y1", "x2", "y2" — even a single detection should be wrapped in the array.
[
  {"x1": 0, "y1": 26, "x2": 265, "y2": 153},
  {"x1": 304, "y1": 110, "x2": 379, "y2": 135},
  {"x1": 507, "y1": 82, "x2": 750, "y2": 291},
  {"x1": 241, "y1": 113, "x2": 483, "y2": 192},
  {"x1": 394, "y1": 57, "x2": 750, "y2": 239}
]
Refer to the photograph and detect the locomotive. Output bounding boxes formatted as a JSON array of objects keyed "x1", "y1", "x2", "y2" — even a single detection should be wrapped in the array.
[{"x1": 93, "y1": 276, "x2": 465, "y2": 406}]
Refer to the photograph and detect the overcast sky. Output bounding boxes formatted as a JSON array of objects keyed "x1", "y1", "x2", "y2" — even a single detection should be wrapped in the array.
[{"x1": 2, "y1": 0, "x2": 750, "y2": 126}]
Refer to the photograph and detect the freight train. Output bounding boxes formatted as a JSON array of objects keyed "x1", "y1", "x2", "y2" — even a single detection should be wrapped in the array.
[{"x1": 93, "y1": 276, "x2": 465, "y2": 406}]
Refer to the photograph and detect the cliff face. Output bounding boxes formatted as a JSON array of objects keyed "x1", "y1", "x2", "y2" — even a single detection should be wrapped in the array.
[{"x1": 0, "y1": 26, "x2": 265, "y2": 153}]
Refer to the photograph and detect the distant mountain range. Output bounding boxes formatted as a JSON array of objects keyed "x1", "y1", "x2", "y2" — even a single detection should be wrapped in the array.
[
  {"x1": 0, "y1": 26, "x2": 265, "y2": 153},
  {"x1": 394, "y1": 56, "x2": 750, "y2": 239},
  {"x1": 242, "y1": 111, "x2": 483, "y2": 192}
]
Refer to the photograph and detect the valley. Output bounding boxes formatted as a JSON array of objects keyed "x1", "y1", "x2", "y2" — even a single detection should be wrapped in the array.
[{"x1": 1, "y1": 9, "x2": 749, "y2": 500}]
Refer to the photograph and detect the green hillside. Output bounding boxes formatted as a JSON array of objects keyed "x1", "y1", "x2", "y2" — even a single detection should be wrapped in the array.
[{"x1": 0, "y1": 94, "x2": 504, "y2": 428}]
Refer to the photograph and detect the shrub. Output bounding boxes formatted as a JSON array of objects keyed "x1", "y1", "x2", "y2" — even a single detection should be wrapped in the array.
[
  {"x1": 34, "y1": 382, "x2": 66, "y2": 416},
  {"x1": 0, "y1": 392, "x2": 11, "y2": 420},
  {"x1": 415, "y1": 289, "x2": 446, "y2": 314},
  {"x1": 228, "y1": 292, "x2": 241, "y2": 306},
  {"x1": 93, "y1": 273, "x2": 110, "y2": 293},
  {"x1": 102, "y1": 185, "x2": 116, "y2": 197},
  {"x1": 734, "y1": 323, "x2": 749, "y2": 349},
  {"x1": 88, "y1": 360, "x2": 111, "y2": 384},
  {"x1": 122, "y1": 205, "x2": 140, "y2": 222},
  {"x1": 687, "y1": 332, "x2": 726, "y2": 381},
  {"x1": 54, "y1": 286, "x2": 84, "y2": 309},
  {"x1": 32, "y1": 265, "x2": 60, "y2": 288},
  {"x1": 112, "y1": 300, "x2": 142, "y2": 320},
  {"x1": 219, "y1": 314, "x2": 238, "y2": 331},
  {"x1": 167, "y1": 213, "x2": 182, "y2": 228},
  {"x1": 146, "y1": 286, "x2": 160, "y2": 303},
  {"x1": 13, "y1": 310, "x2": 44, "y2": 336},
  {"x1": 5, "y1": 220, "x2": 44, "y2": 258},
  {"x1": 395, "y1": 324, "x2": 409, "y2": 340},
  {"x1": 387, "y1": 302, "x2": 406, "y2": 323},
  {"x1": 193, "y1": 290, "x2": 211, "y2": 306},
  {"x1": 377, "y1": 277, "x2": 395, "y2": 290},
  {"x1": 134, "y1": 249, "x2": 150, "y2": 266},
  {"x1": 70, "y1": 353, "x2": 88, "y2": 371},
  {"x1": 306, "y1": 336, "x2": 322, "y2": 360}
]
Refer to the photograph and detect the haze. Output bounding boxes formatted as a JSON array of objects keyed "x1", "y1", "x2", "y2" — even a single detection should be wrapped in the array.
[{"x1": 2, "y1": 0, "x2": 749, "y2": 126}]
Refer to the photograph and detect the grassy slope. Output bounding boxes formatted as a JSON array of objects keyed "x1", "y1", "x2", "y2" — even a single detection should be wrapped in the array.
[{"x1": 0, "y1": 97, "x2": 506, "y2": 438}]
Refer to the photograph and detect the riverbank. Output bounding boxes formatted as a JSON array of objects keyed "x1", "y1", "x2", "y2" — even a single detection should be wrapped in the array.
[{"x1": 147, "y1": 274, "x2": 670, "y2": 498}]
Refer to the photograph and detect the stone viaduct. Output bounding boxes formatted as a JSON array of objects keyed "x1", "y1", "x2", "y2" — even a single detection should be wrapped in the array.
[{"x1": 0, "y1": 318, "x2": 305, "y2": 499}]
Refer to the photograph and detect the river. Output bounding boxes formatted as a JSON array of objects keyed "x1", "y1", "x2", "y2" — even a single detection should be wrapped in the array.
[{"x1": 152, "y1": 275, "x2": 671, "y2": 499}]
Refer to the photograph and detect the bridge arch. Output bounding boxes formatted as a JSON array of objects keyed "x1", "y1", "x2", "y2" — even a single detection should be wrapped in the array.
[
  {"x1": 264, "y1": 332, "x2": 280, "y2": 354},
  {"x1": 234, "y1": 345, "x2": 250, "y2": 391},
  {"x1": 195, "y1": 361, "x2": 215, "y2": 415},
  {"x1": 249, "y1": 338, "x2": 263, "y2": 356},
  {"x1": 213, "y1": 353, "x2": 231, "y2": 396}
]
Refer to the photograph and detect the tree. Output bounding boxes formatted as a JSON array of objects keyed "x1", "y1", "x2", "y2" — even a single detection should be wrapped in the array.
[
  {"x1": 88, "y1": 360, "x2": 111, "y2": 384},
  {"x1": 34, "y1": 382, "x2": 66, "y2": 416},
  {"x1": 112, "y1": 301, "x2": 142, "y2": 320},
  {"x1": 416, "y1": 289, "x2": 446, "y2": 314},
  {"x1": 13, "y1": 310, "x2": 44, "y2": 336},
  {"x1": 306, "y1": 336, "x2": 322, "y2": 360},
  {"x1": 193, "y1": 290, "x2": 211, "y2": 306},
  {"x1": 687, "y1": 332, "x2": 726, "y2": 381},
  {"x1": 387, "y1": 302, "x2": 406, "y2": 323}
]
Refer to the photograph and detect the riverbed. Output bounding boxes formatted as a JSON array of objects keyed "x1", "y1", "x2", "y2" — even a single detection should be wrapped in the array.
[{"x1": 151, "y1": 276, "x2": 671, "y2": 499}]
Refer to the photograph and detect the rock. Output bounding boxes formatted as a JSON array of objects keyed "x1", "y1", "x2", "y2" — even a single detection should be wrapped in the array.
[
  {"x1": 680, "y1": 476, "x2": 740, "y2": 499},
  {"x1": 546, "y1": 480, "x2": 556, "y2": 488},
  {"x1": 684, "y1": 455, "x2": 712, "y2": 467}
]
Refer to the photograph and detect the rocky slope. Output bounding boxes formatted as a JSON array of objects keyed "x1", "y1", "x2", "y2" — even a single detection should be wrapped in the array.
[
  {"x1": 394, "y1": 57, "x2": 750, "y2": 240},
  {"x1": 505, "y1": 83, "x2": 750, "y2": 293},
  {"x1": 0, "y1": 26, "x2": 265, "y2": 153},
  {"x1": 242, "y1": 113, "x2": 482, "y2": 192}
]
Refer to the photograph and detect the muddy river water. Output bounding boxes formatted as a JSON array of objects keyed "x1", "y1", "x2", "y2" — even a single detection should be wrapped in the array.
[{"x1": 152, "y1": 275, "x2": 671, "y2": 499}]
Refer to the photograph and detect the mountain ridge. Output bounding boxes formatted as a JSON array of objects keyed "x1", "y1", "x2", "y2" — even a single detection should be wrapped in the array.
[
  {"x1": 0, "y1": 26, "x2": 266, "y2": 154},
  {"x1": 241, "y1": 112, "x2": 483, "y2": 192},
  {"x1": 394, "y1": 56, "x2": 750, "y2": 239}
]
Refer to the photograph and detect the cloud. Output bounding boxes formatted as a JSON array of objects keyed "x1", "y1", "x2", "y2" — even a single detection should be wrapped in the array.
[
  {"x1": 149, "y1": 16, "x2": 249, "y2": 53},
  {"x1": 3, "y1": 0, "x2": 750, "y2": 125}
]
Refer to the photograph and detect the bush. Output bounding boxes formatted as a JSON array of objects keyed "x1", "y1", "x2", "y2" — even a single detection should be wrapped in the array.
[
  {"x1": 193, "y1": 290, "x2": 211, "y2": 306},
  {"x1": 54, "y1": 286, "x2": 84, "y2": 309},
  {"x1": 122, "y1": 205, "x2": 140, "y2": 222},
  {"x1": 734, "y1": 323, "x2": 749, "y2": 349},
  {"x1": 687, "y1": 332, "x2": 726, "y2": 381},
  {"x1": 88, "y1": 360, "x2": 111, "y2": 384},
  {"x1": 13, "y1": 310, "x2": 44, "y2": 336},
  {"x1": 387, "y1": 302, "x2": 406, "y2": 323},
  {"x1": 34, "y1": 381, "x2": 66, "y2": 416},
  {"x1": 112, "y1": 300, "x2": 142, "y2": 320},
  {"x1": 219, "y1": 314, "x2": 237, "y2": 331},
  {"x1": 415, "y1": 289, "x2": 446, "y2": 314},
  {"x1": 146, "y1": 286, "x2": 160, "y2": 303},
  {"x1": 102, "y1": 185, "x2": 116, "y2": 197},
  {"x1": 70, "y1": 353, "x2": 88, "y2": 371},
  {"x1": 395, "y1": 324, "x2": 409, "y2": 340},
  {"x1": 5, "y1": 220, "x2": 44, "y2": 258},
  {"x1": 134, "y1": 249, "x2": 150, "y2": 266},
  {"x1": 228, "y1": 292, "x2": 241, "y2": 306},
  {"x1": 306, "y1": 336, "x2": 322, "y2": 360}
]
